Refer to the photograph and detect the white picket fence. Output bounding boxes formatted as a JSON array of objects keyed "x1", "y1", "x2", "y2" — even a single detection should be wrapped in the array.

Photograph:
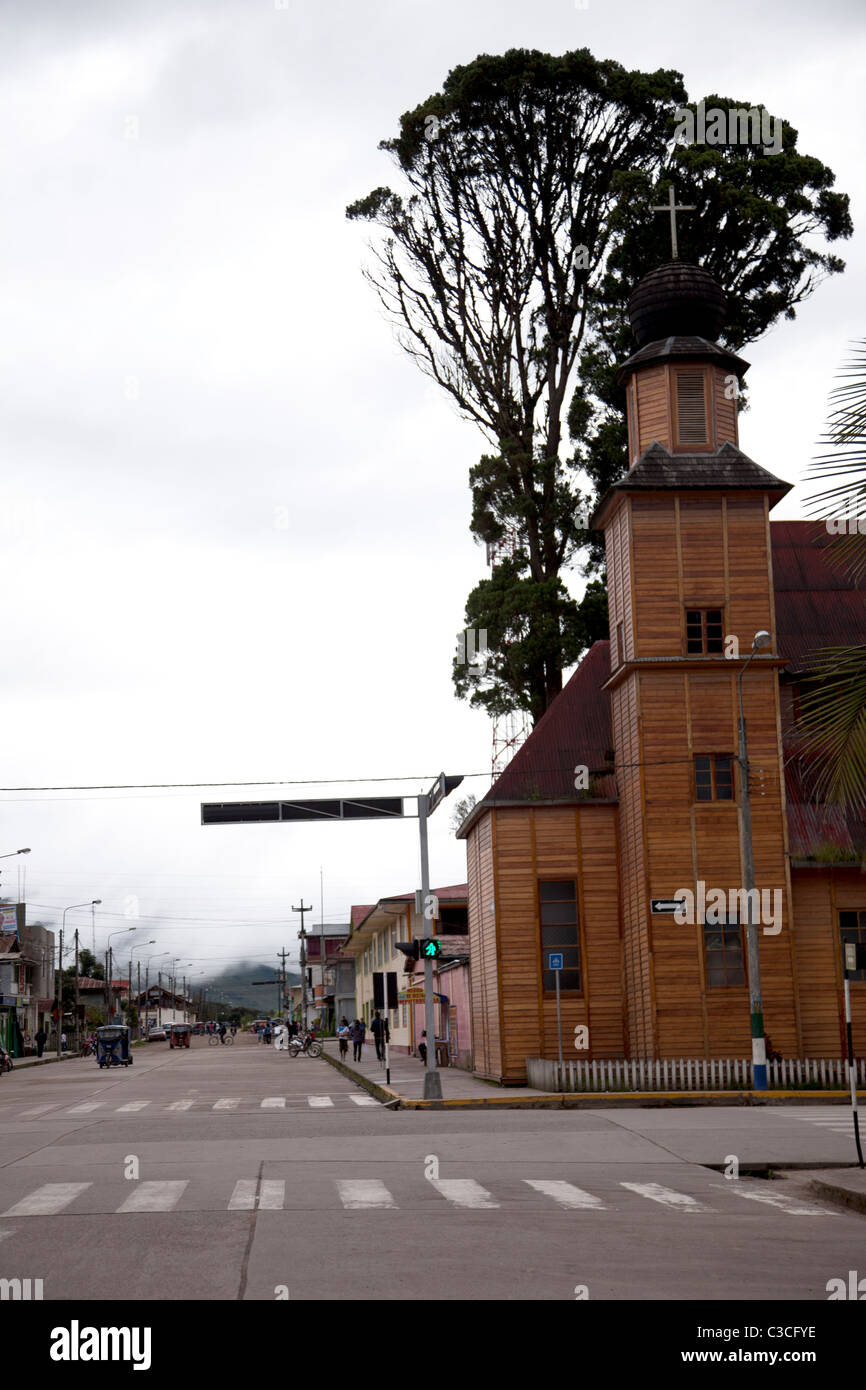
[{"x1": 526, "y1": 1055, "x2": 866, "y2": 1094}]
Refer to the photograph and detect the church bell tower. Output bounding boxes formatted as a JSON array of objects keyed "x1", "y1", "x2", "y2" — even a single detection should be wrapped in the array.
[{"x1": 593, "y1": 257, "x2": 801, "y2": 1061}]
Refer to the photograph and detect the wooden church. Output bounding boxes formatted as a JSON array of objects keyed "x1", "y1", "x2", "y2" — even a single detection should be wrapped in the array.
[{"x1": 458, "y1": 258, "x2": 866, "y2": 1085}]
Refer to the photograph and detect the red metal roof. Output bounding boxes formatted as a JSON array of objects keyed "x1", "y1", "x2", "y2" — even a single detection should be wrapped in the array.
[{"x1": 771, "y1": 521, "x2": 866, "y2": 671}]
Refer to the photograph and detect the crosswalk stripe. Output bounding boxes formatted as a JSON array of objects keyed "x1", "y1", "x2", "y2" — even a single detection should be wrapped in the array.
[
  {"x1": 337, "y1": 1179, "x2": 397, "y2": 1210},
  {"x1": 523, "y1": 1179, "x2": 606, "y2": 1210},
  {"x1": 308, "y1": 1096, "x2": 334, "y2": 1108},
  {"x1": 261, "y1": 1098, "x2": 286, "y2": 1109},
  {"x1": 117, "y1": 1181, "x2": 188, "y2": 1213},
  {"x1": 116, "y1": 1101, "x2": 150, "y2": 1112},
  {"x1": 213, "y1": 1099, "x2": 241, "y2": 1110},
  {"x1": 431, "y1": 1179, "x2": 499, "y2": 1209},
  {"x1": 228, "y1": 1179, "x2": 287, "y2": 1211},
  {"x1": 259, "y1": 1180, "x2": 285, "y2": 1209},
  {"x1": 66, "y1": 1102, "x2": 104, "y2": 1114},
  {"x1": 620, "y1": 1182, "x2": 709, "y2": 1211},
  {"x1": 228, "y1": 1180, "x2": 258, "y2": 1211},
  {"x1": 19, "y1": 1104, "x2": 60, "y2": 1117},
  {"x1": 2, "y1": 1183, "x2": 91, "y2": 1217},
  {"x1": 350, "y1": 1095, "x2": 379, "y2": 1107},
  {"x1": 714, "y1": 1183, "x2": 831, "y2": 1216},
  {"x1": 166, "y1": 1100, "x2": 195, "y2": 1111}
]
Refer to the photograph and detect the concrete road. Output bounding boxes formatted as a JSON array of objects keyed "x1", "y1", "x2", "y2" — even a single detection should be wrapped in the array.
[{"x1": 0, "y1": 1034, "x2": 863, "y2": 1301}]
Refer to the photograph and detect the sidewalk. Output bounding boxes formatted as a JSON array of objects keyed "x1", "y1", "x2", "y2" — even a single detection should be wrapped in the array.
[
  {"x1": 8, "y1": 1050, "x2": 73, "y2": 1069},
  {"x1": 802, "y1": 1166, "x2": 866, "y2": 1216},
  {"x1": 321, "y1": 1042, "x2": 866, "y2": 1110}
]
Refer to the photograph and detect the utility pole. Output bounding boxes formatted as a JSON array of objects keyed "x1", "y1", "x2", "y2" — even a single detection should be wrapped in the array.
[
  {"x1": 57, "y1": 928, "x2": 63, "y2": 1052},
  {"x1": 277, "y1": 948, "x2": 290, "y2": 1019},
  {"x1": 418, "y1": 793, "x2": 441, "y2": 1100},
  {"x1": 294, "y1": 901, "x2": 312, "y2": 1032},
  {"x1": 737, "y1": 631, "x2": 772, "y2": 1091},
  {"x1": 73, "y1": 930, "x2": 80, "y2": 1054},
  {"x1": 136, "y1": 961, "x2": 141, "y2": 1039}
]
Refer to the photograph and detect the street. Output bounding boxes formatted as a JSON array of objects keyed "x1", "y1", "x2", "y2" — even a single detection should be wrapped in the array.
[{"x1": 1, "y1": 1035, "x2": 864, "y2": 1302}]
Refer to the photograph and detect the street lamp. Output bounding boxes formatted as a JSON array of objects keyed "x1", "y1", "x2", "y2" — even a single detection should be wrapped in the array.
[
  {"x1": 737, "y1": 629, "x2": 772, "y2": 1091},
  {"x1": 128, "y1": 940, "x2": 156, "y2": 1039},
  {"x1": 61, "y1": 899, "x2": 101, "y2": 1051}
]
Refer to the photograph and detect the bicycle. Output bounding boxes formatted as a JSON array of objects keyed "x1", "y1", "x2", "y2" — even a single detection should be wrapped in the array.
[{"x1": 208, "y1": 1032, "x2": 234, "y2": 1046}]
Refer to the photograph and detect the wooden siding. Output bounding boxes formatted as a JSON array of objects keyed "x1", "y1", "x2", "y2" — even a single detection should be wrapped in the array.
[
  {"x1": 712, "y1": 366, "x2": 739, "y2": 447},
  {"x1": 469, "y1": 805, "x2": 624, "y2": 1084},
  {"x1": 791, "y1": 869, "x2": 866, "y2": 1055},
  {"x1": 465, "y1": 812, "x2": 501, "y2": 1080}
]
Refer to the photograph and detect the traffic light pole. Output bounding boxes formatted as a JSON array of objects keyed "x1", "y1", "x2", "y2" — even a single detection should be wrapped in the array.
[{"x1": 418, "y1": 792, "x2": 441, "y2": 1101}]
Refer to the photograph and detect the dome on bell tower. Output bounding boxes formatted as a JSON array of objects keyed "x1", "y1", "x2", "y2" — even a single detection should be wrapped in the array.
[{"x1": 628, "y1": 261, "x2": 727, "y2": 348}]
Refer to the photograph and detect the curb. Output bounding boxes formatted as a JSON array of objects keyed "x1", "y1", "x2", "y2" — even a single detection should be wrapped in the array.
[
  {"x1": 806, "y1": 1175, "x2": 866, "y2": 1216},
  {"x1": 5, "y1": 1053, "x2": 76, "y2": 1071},
  {"x1": 321, "y1": 1050, "x2": 866, "y2": 1110}
]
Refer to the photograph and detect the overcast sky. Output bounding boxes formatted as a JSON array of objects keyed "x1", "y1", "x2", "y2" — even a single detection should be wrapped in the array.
[{"x1": 1, "y1": 0, "x2": 863, "y2": 985}]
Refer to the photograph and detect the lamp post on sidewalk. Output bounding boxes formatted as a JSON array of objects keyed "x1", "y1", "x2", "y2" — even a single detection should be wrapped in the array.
[
  {"x1": 736, "y1": 629, "x2": 772, "y2": 1092},
  {"x1": 106, "y1": 927, "x2": 134, "y2": 1024},
  {"x1": 128, "y1": 940, "x2": 155, "y2": 1038}
]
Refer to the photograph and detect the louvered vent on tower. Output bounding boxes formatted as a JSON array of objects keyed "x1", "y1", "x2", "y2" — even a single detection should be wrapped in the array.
[{"x1": 676, "y1": 370, "x2": 708, "y2": 445}]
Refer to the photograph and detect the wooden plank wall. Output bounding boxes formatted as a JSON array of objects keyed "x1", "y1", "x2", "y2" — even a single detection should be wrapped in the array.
[
  {"x1": 477, "y1": 805, "x2": 624, "y2": 1084},
  {"x1": 791, "y1": 869, "x2": 866, "y2": 1055},
  {"x1": 466, "y1": 813, "x2": 500, "y2": 1079}
]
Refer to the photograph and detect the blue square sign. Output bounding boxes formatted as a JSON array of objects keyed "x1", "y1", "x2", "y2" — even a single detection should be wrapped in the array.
[{"x1": 549, "y1": 952, "x2": 564, "y2": 970}]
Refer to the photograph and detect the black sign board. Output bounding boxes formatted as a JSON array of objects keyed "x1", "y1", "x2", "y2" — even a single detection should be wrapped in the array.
[
  {"x1": 650, "y1": 898, "x2": 688, "y2": 914},
  {"x1": 202, "y1": 797, "x2": 406, "y2": 825}
]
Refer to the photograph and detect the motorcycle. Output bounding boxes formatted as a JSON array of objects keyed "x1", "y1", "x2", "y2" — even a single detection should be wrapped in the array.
[
  {"x1": 0, "y1": 1046, "x2": 12, "y2": 1074},
  {"x1": 81, "y1": 1035, "x2": 97, "y2": 1058},
  {"x1": 288, "y1": 1031, "x2": 323, "y2": 1059}
]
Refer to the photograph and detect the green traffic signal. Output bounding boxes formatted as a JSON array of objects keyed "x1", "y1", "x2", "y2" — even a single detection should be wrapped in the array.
[{"x1": 423, "y1": 939, "x2": 442, "y2": 958}]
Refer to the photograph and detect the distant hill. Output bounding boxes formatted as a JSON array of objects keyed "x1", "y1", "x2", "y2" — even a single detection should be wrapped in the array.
[{"x1": 200, "y1": 960, "x2": 300, "y2": 1013}]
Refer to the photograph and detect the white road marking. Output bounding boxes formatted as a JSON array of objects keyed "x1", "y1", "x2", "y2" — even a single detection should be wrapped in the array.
[
  {"x1": 337, "y1": 1179, "x2": 397, "y2": 1210},
  {"x1": 2, "y1": 1183, "x2": 91, "y2": 1217},
  {"x1": 213, "y1": 1098, "x2": 241, "y2": 1110},
  {"x1": 259, "y1": 1180, "x2": 284, "y2": 1209},
  {"x1": 261, "y1": 1097, "x2": 286, "y2": 1109},
  {"x1": 166, "y1": 1100, "x2": 195, "y2": 1111},
  {"x1": 228, "y1": 1179, "x2": 287, "y2": 1211},
  {"x1": 350, "y1": 1095, "x2": 378, "y2": 1107},
  {"x1": 524, "y1": 1179, "x2": 606, "y2": 1210},
  {"x1": 714, "y1": 1183, "x2": 832, "y2": 1216},
  {"x1": 620, "y1": 1182, "x2": 710, "y2": 1211},
  {"x1": 116, "y1": 1100, "x2": 150, "y2": 1112},
  {"x1": 65, "y1": 1102, "x2": 104, "y2": 1114},
  {"x1": 228, "y1": 1180, "x2": 258, "y2": 1211},
  {"x1": 19, "y1": 1104, "x2": 59, "y2": 1117},
  {"x1": 117, "y1": 1181, "x2": 188, "y2": 1213},
  {"x1": 430, "y1": 1179, "x2": 499, "y2": 1209},
  {"x1": 308, "y1": 1096, "x2": 334, "y2": 1108}
]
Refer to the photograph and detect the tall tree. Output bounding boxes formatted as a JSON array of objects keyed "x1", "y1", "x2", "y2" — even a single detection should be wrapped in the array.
[{"x1": 348, "y1": 50, "x2": 851, "y2": 723}]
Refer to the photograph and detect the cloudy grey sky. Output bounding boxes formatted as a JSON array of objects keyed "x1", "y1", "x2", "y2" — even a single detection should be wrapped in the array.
[{"x1": 1, "y1": 0, "x2": 863, "y2": 985}]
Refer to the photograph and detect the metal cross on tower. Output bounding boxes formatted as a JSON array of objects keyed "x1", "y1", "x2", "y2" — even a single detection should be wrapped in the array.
[{"x1": 650, "y1": 183, "x2": 695, "y2": 260}]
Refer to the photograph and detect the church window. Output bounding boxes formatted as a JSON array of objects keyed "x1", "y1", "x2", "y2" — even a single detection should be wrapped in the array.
[
  {"x1": 686, "y1": 608, "x2": 724, "y2": 654},
  {"x1": 703, "y1": 921, "x2": 745, "y2": 987},
  {"x1": 675, "y1": 370, "x2": 708, "y2": 445},
  {"x1": 539, "y1": 881, "x2": 581, "y2": 992},
  {"x1": 840, "y1": 911, "x2": 866, "y2": 982},
  {"x1": 695, "y1": 755, "x2": 734, "y2": 801}
]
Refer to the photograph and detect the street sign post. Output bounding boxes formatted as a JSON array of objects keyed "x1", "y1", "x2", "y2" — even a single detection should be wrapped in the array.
[
  {"x1": 843, "y1": 942, "x2": 865, "y2": 1168},
  {"x1": 549, "y1": 952, "x2": 564, "y2": 1069},
  {"x1": 201, "y1": 773, "x2": 464, "y2": 1102}
]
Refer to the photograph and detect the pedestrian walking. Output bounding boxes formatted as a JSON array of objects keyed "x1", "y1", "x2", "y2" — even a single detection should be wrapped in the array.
[
  {"x1": 337, "y1": 1017, "x2": 350, "y2": 1059},
  {"x1": 263, "y1": 1023, "x2": 272, "y2": 1045},
  {"x1": 218, "y1": 1021, "x2": 227, "y2": 1044},
  {"x1": 418, "y1": 1030, "x2": 427, "y2": 1065},
  {"x1": 35, "y1": 1027, "x2": 47, "y2": 1058},
  {"x1": 350, "y1": 1017, "x2": 366, "y2": 1062},
  {"x1": 60, "y1": 1031, "x2": 68, "y2": 1053},
  {"x1": 370, "y1": 1009, "x2": 389, "y2": 1061}
]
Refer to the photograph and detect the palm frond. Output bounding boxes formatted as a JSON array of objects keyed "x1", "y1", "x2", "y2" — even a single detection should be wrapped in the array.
[
  {"x1": 804, "y1": 341, "x2": 866, "y2": 581},
  {"x1": 795, "y1": 644, "x2": 866, "y2": 810}
]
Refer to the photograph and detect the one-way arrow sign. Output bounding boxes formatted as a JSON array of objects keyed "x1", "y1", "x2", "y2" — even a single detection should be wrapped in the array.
[{"x1": 651, "y1": 898, "x2": 687, "y2": 914}]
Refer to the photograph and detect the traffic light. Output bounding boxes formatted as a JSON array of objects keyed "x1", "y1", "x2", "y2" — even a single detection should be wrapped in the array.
[
  {"x1": 421, "y1": 938, "x2": 442, "y2": 959},
  {"x1": 395, "y1": 940, "x2": 420, "y2": 962}
]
